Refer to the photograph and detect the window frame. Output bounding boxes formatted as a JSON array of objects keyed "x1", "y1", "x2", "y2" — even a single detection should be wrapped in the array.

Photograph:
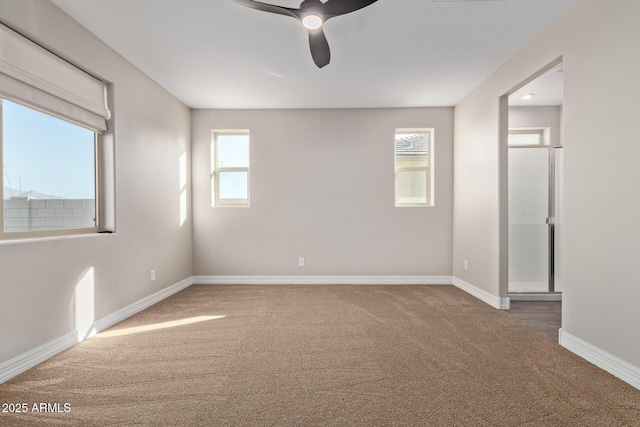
[
  {"x1": 394, "y1": 128, "x2": 434, "y2": 207},
  {"x1": 211, "y1": 130, "x2": 250, "y2": 208},
  {"x1": 0, "y1": 97, "x2": 103, "y2": 240},
  {"x1": 508, "y1": 128, "x2": 546, "y2": 146}
]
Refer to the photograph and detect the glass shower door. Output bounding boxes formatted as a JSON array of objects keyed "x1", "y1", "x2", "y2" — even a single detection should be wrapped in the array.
[{"x1": 508, "y1": 148, "x2": 551, "y2": 293}]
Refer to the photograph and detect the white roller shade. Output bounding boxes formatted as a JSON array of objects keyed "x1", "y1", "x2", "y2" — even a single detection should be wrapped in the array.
[{"x1": 0, "y1": 23, "x2": 109, "y2": 132}]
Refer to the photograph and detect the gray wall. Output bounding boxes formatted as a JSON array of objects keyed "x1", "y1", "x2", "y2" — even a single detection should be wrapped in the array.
[
  {"x1": 5, "y1": 0, "x2": 639, "y2": 383},
  {"x1": 509, "y1": 106, "x2": 563, "y2": 146},
  {"x1": 453, "y1": 0, "x2": 640, "y2": 367},
  {"x1": 0, "y1": 1, "x2": 193, "y2": 362},
  {"x1": 192, "y1": 108, "x2": 453, "y2": 277}
]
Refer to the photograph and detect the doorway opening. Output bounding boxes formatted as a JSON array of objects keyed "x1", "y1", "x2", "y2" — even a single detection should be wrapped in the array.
[{"x1": 505, "y1": 59, "x2": 564, "y2": 301}]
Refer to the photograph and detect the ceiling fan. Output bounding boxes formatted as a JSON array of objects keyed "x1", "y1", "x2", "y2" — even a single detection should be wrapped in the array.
[{"x1": 233, "y1": 0, "x2": 380, "y2": 68}]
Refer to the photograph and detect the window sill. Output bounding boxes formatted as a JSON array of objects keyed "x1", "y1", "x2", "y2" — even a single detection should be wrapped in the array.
[{"x1": 0, "y1": 231, "x2": 115, "y2": 246}]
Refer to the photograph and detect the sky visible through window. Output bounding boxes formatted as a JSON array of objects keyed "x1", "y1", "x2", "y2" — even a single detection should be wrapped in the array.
[
  {"x1": 217, "y1": 134, "x2": 249, "y2": 168},
  {"x1": 213, "y1": 133, "x2": 249, "y2": 203},
  {"x1": 2, "y1": 100, "x2": 95, "y2": 200}
]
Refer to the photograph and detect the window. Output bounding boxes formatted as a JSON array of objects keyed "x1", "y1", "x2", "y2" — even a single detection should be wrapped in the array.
[
  {"x1": 508, "y1": 129, "x2": 545, "y2": 146},
  {"x1": 211, "y1": 131, "x2": 250, "y2": 207},
  {"x1": 0, "y1": 23, "x2": 109, "y2": 239},
  {"x1": 395, "y1": 129, "x2": 433, "y2": 207},
  {"x1": 1, "y1": 99, "x2": 100, "y2": 237}
]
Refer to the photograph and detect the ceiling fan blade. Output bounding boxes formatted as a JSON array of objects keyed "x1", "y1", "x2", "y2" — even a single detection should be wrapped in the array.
[
  {"x1": 233, "y1": 0, "x2": 299, "y2": 19},
  {"x1": 321, "y1": 0, "x2": 379, "y2": 19},
  {"x1": 308, "y1": 28, "x2": 331, "y2": 68}
]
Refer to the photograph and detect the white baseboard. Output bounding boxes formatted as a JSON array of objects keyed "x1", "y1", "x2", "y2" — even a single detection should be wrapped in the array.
[
  {"x1": 0, "y1": 331, "x2": 78, "y2": 384},
  {"x1": 93, "y1": 277, "x2": 193, "y2": 333},
  {"x1": 452, "y1": 277, "x2": 510, "y2": 310},
  {"x1": 559, "y1": 329, "x2": 640, "y2": 390},
  {"x1": 192, "y1": 275, "x2": 454, "y2": 286},
  {"x1": 0, "y1": 276, "x2": 194, "y2": 385}
]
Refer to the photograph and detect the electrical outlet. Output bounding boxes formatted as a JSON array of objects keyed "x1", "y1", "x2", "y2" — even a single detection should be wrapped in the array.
[
  {"x1": 298, "y1": 257, "x2": 305, "y2": 267},
  {"x1": 463, "y1": 260, "x2": 468, "y2": 271},
  {"x1": 150, "y1": 270, "x2": 156, "y2": 282}
]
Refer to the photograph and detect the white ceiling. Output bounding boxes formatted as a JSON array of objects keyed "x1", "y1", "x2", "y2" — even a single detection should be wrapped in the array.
[
  {"x1": 51, "y1": 0, "x2": 576, "y2": 109},
  {"x1": 509, "y1": 63, "x2": 563, "y2": 106}
]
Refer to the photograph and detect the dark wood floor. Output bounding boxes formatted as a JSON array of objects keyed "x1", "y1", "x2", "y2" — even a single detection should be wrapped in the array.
[{"x1": 508, "y1": 301, "x2": 562, "y2": 342}]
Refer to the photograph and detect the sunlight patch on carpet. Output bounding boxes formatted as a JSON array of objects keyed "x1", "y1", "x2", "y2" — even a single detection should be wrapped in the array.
[{"x1": 97, "y1": 315, "x2": 226, "y2": 338}]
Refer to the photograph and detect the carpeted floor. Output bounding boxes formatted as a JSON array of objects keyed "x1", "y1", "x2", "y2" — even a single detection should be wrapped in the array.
[{"x1": 1, "y1": 285, "x2": 639, "y2": 426}]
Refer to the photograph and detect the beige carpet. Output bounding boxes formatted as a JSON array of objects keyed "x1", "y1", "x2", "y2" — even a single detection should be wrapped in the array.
[{"x1": 1, "y1": 285, "x2": 638, "y2": 426}]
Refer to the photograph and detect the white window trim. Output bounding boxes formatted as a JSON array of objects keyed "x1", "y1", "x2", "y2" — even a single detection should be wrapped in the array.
[
  {"x1": 211, "y1": 130, "x2": 250, "y2": 208},
  {"x1": 395, "y1": 128, "x2": 434, "y2": 207},
  {"x1": 508, "y1": 128, "x2": 547, "y2": 147}
]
